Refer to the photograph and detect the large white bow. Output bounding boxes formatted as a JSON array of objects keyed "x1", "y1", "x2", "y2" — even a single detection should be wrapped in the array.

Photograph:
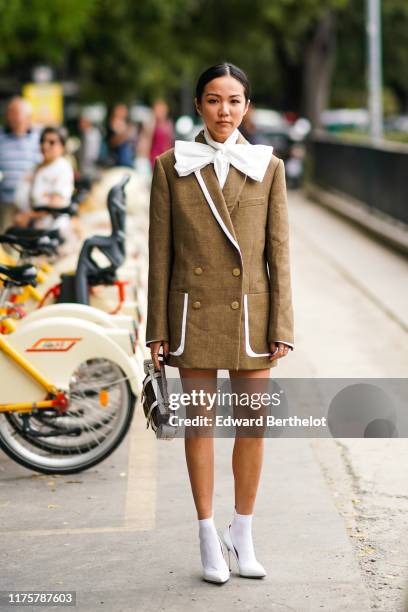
[{"x1": 174, "y1": 133, "x2": 273, "y2": 185}]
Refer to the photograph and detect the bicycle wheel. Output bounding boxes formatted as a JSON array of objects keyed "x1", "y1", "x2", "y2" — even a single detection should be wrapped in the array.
[{"x1": 0, "y1": 358, "x2": 136, "y2": 474}]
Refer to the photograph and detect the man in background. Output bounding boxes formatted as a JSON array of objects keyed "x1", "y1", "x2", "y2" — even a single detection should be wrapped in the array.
[
  {"x1": 78, "y1": 113, "x2": 102, "y2": 180},
  {"x1": 106, "y1": 104, "x2": 136, "y2": 168},
  {"x1": 0, "y1": 96, "x2": 41, "y2": 231}
]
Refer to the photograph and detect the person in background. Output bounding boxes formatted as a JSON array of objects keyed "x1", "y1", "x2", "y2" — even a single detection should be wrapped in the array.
[
  {"x1": 14, "y1": 126, "x2": 78, "y2": 255},
  {"x1": 239, "y1": 104, "x2": 263, "y2": 144},
  {"x1": 0, "y1": 96, "x2": 41, "y2": 232},
  {"x1": 106, "y1": 104, "x2": 136, "y2": 168},
  {"x1": 78, "y1": 114, "x2": 102, "y2": 180},
  {"x1": 148, "y1": 99, "x2": 174, "y2": 169}
]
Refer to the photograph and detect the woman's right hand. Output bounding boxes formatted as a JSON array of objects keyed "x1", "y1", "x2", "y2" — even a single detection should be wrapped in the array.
[{"x1": 149, "y1": 340, "x2": 169, "y2": 371}]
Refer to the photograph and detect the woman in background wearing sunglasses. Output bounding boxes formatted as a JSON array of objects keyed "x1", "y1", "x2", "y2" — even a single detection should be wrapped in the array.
[{"x1": 14, "y1": 126, "x2": 78, "y2": 254}]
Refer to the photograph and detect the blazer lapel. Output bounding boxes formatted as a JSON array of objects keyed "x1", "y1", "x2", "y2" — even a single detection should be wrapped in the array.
[
  {"x1": 194, "y1": 129, "x2": 248, "y2": 244},
  {"x1": 221, "y1": 131, "x2": 248, "y2": 213},
  {"x1": 222, "y1": 164, "x2": 247, "y2": 213},
  {"x1": 199, "y1": 163, "x2": 239, "y2": 248}
]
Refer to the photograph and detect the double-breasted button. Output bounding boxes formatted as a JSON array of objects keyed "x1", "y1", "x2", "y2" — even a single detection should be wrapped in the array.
[
  {"x1": 193, "y1": 301, "x2": 201, "y2": 309},
  {"x1": 231, "y1": 301, "x2": 239, "y2": 310},
  {"x1": 232, "y1": 268, "x2": 241, "y2": 277},
  {"x1": 194, "y1": 267, "x2": 203, "y2": 275}
]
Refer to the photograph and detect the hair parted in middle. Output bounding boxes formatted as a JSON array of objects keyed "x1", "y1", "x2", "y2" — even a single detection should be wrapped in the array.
[{"x1": 195, "y1": 63, "x2": 251, "y2": 102}]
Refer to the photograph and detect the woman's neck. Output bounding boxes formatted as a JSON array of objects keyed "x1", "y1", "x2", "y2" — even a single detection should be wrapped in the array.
[
  {"x1": 205, "y1": 126, "x2": 229, "y2": 144},
  {"x1": 204, "y1": 125, "x2": 238, "y2": 145},
  {"x1": 41, "y1": 156, "x2": 59, "y2": 167}
]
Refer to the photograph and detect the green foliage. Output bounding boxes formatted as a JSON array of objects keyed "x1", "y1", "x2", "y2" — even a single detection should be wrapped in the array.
[
  {"x1": 0, "y1": 0, "x2": 407, "y2": 113},
  {"x1": 0, "y1": 0, "x2": 97, "y2": 66}
]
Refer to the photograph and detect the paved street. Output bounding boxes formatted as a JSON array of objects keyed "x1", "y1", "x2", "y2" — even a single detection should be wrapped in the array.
[{"x1": 1, "y1": 188, "x2": 408, "y2": 611}]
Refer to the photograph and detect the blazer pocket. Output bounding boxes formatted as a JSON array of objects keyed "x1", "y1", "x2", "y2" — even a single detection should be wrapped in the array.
[
  {"x1": 239, "y1": 196, "x2": 265, "y2": 208},
  {"x1": 243, "y1": 292, "x2": 271, "y2": 357},
  {"x1": 168, "y1": 291, "x2": 189, "y2": 356}
]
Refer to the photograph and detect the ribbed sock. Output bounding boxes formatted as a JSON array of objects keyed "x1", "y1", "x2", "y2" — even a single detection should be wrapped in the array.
[{"x1": 198, "y1": 516, "x2": 227, "y2": 570}]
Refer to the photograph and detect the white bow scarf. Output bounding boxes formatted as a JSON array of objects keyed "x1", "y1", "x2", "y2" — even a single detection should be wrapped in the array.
[{"x1": 174, "y1": 127, "x2": 273, "y2": 188}]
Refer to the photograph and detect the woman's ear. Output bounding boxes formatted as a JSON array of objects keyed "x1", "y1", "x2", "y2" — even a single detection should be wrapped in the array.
[
  {"x1": 243, "y1": 99, "x2": 250, "y2": 115},
  {"x1": 194, "y1": 97, "x2": 202, "y2": 116}
]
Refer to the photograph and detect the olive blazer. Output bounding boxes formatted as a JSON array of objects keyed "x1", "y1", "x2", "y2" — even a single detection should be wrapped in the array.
[{"x1": 145, "y1": 129, "x2": 294, "y2": 370}]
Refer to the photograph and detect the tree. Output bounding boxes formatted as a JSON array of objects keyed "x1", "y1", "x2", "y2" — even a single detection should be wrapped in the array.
[
  {"x1": 0, "y1": 0, "x2": 97, "y2": 72},
  {"x1": 1, "y1": 0, "x2": 408, "y2": 124}
]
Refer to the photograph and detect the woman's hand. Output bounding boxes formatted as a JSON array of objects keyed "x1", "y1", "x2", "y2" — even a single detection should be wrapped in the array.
[
  {"x1": 12, "y1": 211, "x2": 31, "y2": 227},
  {"x1": 149, "y1": 340, "x2": 169, "y2": 371},
  {"x1": 269, "y1": 342, "x2": 290, "y2": 362}
]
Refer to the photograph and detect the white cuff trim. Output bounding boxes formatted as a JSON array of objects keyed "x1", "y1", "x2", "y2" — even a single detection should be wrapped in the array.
[{"x1": 273, "y1": 340, "x2": 294, "y2": 349}]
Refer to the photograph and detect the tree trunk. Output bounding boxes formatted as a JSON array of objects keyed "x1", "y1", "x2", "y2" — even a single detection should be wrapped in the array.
[{"x1": 302, "y1": 10, "x2": 337, "y2": 128}]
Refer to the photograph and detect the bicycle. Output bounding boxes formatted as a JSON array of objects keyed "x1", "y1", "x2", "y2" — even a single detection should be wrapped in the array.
[{"x1": 0, "y1": 263, "x2": 141, "y2": 475}]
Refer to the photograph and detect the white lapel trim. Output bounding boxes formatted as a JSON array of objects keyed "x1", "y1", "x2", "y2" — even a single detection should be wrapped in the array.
[{"x1": 194, "y1": 169, "x2": 243, "y2": 266}]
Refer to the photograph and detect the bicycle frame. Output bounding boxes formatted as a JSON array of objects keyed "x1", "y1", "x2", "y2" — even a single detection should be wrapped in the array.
[
  {"x1": 0, "y1": 333, "x2": 63, "y2": 413},
  {"x1": 0, "y1": 316, "x2": 141, "y2": 413}
]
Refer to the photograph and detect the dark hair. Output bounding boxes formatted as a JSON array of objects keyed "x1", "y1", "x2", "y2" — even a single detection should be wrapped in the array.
[
  {"x1": 40, "y1": 126, "x2": 68, "y2": 147},
  {"x1": 195, "y1": 63, "x2": 251, "y2": 102}
]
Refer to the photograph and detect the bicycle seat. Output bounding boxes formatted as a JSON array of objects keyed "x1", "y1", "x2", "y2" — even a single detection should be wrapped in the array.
[
  {"x1": 4, "y1": 227, "x2": 63, "y2": 245},
  {"x1": 0, "y1": 263, "x2": 37, "y2": 286},
  {"x1": 0, "y1": 229, "x2": 60, "y2": 256}
]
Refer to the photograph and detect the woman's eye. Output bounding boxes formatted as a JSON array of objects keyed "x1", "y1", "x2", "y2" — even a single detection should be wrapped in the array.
[{"x1": 208, "y1": 99, "x2": 217, "y2": 104}]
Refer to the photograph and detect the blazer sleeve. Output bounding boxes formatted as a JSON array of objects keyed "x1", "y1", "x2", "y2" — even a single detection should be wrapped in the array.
[
  {"x1": 145, "y1": 156, "x2": 173, "y2": 346},
  {"x1": 265, "y1": 158, "x2": 295, "y2": 348}
]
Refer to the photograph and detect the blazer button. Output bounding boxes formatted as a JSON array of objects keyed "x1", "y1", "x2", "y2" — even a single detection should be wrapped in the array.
[
  {"x1": 194, "y1": 267, "x2": 203, "y2": 275},
  {"x1": 232, "y1": 267, "x2": 241, "y2": 277},
  {"x1": 193, "y1": 301, "x2": 201, "y2": 309},
  {"x1": 231, "y1": 301, "x2": 239, "y2": 310}
]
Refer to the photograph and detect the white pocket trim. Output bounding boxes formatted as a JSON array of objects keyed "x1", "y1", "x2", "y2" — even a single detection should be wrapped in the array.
[
  {"x1": 243, "y1": 293, "x2": 271, "y2": 357},
  {"x1": 169, "y1": 292, "x2": 188, "y2": 356}
]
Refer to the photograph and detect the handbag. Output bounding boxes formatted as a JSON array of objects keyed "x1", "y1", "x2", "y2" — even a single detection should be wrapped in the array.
[{"x1": 141, "y1": 357, "x2": 178, "y2": 440}]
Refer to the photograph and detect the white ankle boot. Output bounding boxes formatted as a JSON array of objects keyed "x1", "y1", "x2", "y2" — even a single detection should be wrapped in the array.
[
  {"x1": 198, "y1": 516, "x2": 230, "y2": 584},
  {"x1": 222, "y1": 510, "x2": 266, "y2": 578}
]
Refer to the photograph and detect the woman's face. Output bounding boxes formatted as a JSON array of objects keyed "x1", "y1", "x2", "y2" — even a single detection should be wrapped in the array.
[
  {"x1": 195, "y1": 75, "x2": 249, "y2": 143},
  {"x1": 41, "y1": 133, "x2": 64, "y2": 163}
]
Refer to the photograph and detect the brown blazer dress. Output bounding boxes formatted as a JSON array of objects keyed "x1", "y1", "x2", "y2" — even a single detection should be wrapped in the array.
[{"x1": 145, "y1": 129, "x2": 294, "y2": 370}]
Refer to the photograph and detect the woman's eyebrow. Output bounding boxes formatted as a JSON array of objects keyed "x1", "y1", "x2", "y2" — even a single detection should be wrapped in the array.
[{"x1": 205, "y1": 92, "x2": 243, "y2": 97}]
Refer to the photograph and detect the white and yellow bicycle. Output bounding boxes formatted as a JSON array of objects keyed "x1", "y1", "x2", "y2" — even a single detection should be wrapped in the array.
[{"x1": 0, "y1": 262, "x2": 142, "y2": 475}]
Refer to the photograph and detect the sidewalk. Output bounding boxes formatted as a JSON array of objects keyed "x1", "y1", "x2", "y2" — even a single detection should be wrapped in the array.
[
  {"x1": 0, "y1": 428, "x2": 372, "y2": 611},
  {"x1": 1, "y1": 186, "x2": 408, "y2": 610}
]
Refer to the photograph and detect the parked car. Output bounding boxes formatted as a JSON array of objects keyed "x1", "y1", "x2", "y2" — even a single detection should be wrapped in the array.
[{"x1": 321, "y1": 108, "x2": 369, "y2": 132}]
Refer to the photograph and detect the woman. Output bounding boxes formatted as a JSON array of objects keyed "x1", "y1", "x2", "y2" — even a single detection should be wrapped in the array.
[
  {"x1": 148, "y1": 99, "x2": 174, "y2": 169},
  {"x1": 146, "y1": 63, "x2": 294, "y2": 584},
  {"x1": 14, "y1": 126, "x2": 78, "y2": 254}
]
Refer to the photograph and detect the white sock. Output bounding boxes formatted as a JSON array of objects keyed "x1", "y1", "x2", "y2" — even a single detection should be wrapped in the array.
[
  {"x1": 229, "y1": 509, "x2": 257, "y2": 563},
  {"x1": 198, "y1": 516, "x2": 226, "y2": 570}
]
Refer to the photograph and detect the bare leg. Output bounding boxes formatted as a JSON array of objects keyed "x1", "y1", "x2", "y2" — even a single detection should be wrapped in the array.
[
  {"x1": 179, "y1": 367, "x2": 217, "y2": 520},
  {"x1": 229, "y1": 369, "x2": 270, "y2": 515}
]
